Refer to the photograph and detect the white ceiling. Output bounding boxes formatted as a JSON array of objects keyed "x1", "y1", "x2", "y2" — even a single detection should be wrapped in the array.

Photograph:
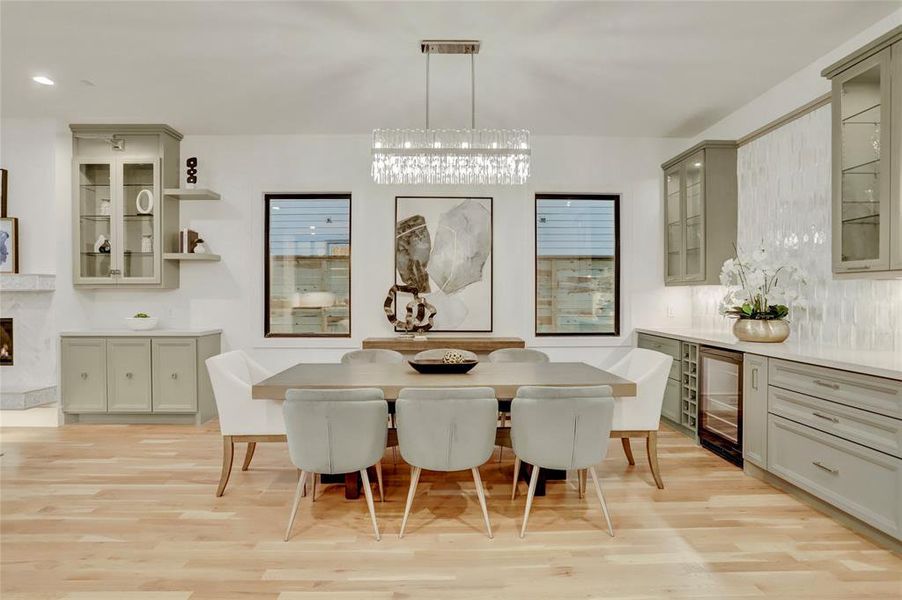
[{"x1": 2, "y1": 1, "x2": 898, "y2": 137}]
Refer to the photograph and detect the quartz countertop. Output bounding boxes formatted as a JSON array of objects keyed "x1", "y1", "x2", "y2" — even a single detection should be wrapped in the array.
[
  {"x1": 60, "y1": 329, "x2": 222, "y2": 337},
  {"x1": 635, "y1": 326, "x2": 902, "y2": 381}
]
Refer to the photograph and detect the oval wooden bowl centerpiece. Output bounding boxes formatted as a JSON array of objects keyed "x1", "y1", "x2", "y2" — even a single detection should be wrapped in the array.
[{"x1": 408, "y1": 359, "x2": 479, "y2": 374}]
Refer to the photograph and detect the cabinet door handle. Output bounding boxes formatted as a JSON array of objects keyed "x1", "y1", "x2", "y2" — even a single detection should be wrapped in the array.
[
  {"x1": 813, "y1": 379, "x2": 840, "y2": 390},
  {"x1": 812, "y1": 461, "x2": 838, "y2": 475},
  {"x1": 171, "y1": 373, "x2": 178, "y2": 380},
  {"x1": 812, "y1": 411, "x2": 839, "y2": 423},
  {"x1": 80, "y1": 372, "x2": 88, "y2": 379},
  {"x1": 751, "y1": 368, "x2": 758, "y2": 391},
  {"x1": 845, "y1": 265, "x2": 871, "y2": 271},
  {"x1": 125, "y1": 372, "x2": 133, "y2": 379}
]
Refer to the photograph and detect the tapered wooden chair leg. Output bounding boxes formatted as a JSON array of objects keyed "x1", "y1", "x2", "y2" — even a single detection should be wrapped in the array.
[
  {"x1": 311, "y1": 473, "x2": 317, "y2": 501},
  {"x1": 471, "y1": 467, "x2": 493, "y2": 539},
  {"x1": 374, "y1": 461, "x2": 384, "y2": 502},
  {"x1": 511, "y1": 456, "x2": 521, "y2": 500},
  {"x1": 216, "y1": 436, "x2": 234, "y2": 497},
  {"x1": 578, "y1": 469, "x2": 586, "y2": 498},
  {"x1": 519, "y1": 466, "x2": 540, "y2": 539},
  {"x1": 399, "y1": 466, "x2": 421, "y2": 539},
  {"x1": 589, "y1": 466, "x2": 614, "y2": 537},
  {"x1": 621, "y1": 437, "x2": 635, "y2": 465},
  {"x1": 284, "y1": 470, "x2": 308, "y2": 541},
  {"x1": 646, "y1": 431, "x2": 664, "y2": 489},
  {"x1": 360, "y1": 469, "x2": 381, "y2": 541},
  {"x1": 241, "y1": 442, "x2": 256, "y2": 471}
]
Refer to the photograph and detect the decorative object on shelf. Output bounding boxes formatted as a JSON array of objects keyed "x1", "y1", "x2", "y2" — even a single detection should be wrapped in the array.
[
  {"x1": 0, "y1": 318, "x2": 12, "y2": 365},
  {"x1": 135, "y1": 189, "x2": 154, "y2": 214},
  {"x1": 179, "y1": 228, "x2": 199, "y2": 253},
  {"x1": 395, "y1": 196, "x2": 492, "y2": 331},
  {"x1": 141, "y1": 234, "x2": 153, "y2": 253},
  {"x1": 383, "y1": 284, "x2": 435, "y2": 334},
  {"x1": 0, "y1": 217, "x2": 18, "y2": 274},
  {"x1": 185, "y1": 157, "x2": 198, "y2": 188},
  {"x1": 372, "y1": 40, "x2": 530, "y2": 185},
  {"x1": 93, "y1": 234, "x2": 111, "y2": 254},
  {"x1": 124, "y1": 312, "x2": 159, "y2": 331},
  {"x1": 99, "y1": 198, "x2": 112, "y2": 215},
  {"x1": 1, "y1": 168, "x2": 8, "y2": 217},
  {"x1": 719, "y1": 246, "x2": 807, "y2": 343},
  {"x1": 192, "y1": 239, "x2": 207, "y2": 254}
]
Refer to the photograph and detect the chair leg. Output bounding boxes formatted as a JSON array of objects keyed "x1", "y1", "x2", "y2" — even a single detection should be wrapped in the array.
[
  {"x1": 621, "y1": 437, "x2": 635, "y2": 466},
  {"x1": 298, "y1": 469, "x2": 306, "y2": 497},
  {"x1": 311, "y1": 473, "x2": 318, "y2": 501},
  {"x1": 241, "y1": 442, "x2": 257, "y2": 471},
  {"x1": 375, "y1": 461, "x2": 384, "y2": 502},
  {"x1": 399, "y1": 466, "x2": 421, "y2": 539},
  {"x1": 588, "y1": 466, "x2": 614, "y2": 537},
  {"x1": 284, "y1": 470, "x2": 308, "y2": 541},
  {"x1": 216, "y1": 436, "x2": 234, "y2": 497},
  {"x1": 360, "y1": 469, "x2": 381, "y2": 541},
  {"x1": 519, "y1": 465, "x2": 540, "y2": 539},
  {"x1": 646, "y1": 431, "x2": 664, "y2": 489},
  {"x1": 578, "y1": 469, "x2": 586, "y2": 499},
  {"x1": 471, "y1": 467, "x2": 493, "y2": 539},
  {"x1": 511, "y1": 456, "x2": 521, "y2": 500}
]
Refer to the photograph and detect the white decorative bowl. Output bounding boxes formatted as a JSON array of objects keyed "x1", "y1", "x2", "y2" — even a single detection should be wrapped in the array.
[{"x1": 125, "y1": 316, "x2": 159, "y2": 331}]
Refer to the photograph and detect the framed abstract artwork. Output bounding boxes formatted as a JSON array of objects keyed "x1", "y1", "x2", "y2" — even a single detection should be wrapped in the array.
[
  {"x1": 395, "y1": 196, "x2": 493, "y2": 332},
  {"x1": 0, "y1": 217, "x2": 18, "y2": 274}
]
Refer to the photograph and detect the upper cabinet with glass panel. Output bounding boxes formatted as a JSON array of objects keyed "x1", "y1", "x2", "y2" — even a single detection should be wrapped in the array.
[
  {"x1": 71, "y1": 125, "x2": 182, "y2": 288},
  {"x1": 661, "y1": 141, "x2": 737, "y2": 286},
  {"x1": 823, "y1": 26, "x2": 902, "y2": 276}
]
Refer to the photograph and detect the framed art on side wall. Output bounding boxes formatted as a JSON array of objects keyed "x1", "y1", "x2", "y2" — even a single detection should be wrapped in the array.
[
  {"x1": 395, "y1": 196, "x2": 493, "y2": 332},
  {"x1": 0, "y1": 217, "x2": 18, "y2": 274}
]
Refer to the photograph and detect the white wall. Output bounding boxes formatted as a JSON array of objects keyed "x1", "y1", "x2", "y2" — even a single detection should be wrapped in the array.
[{"x1": 0, "y1": 119, "x2": 687, "y2": 381}]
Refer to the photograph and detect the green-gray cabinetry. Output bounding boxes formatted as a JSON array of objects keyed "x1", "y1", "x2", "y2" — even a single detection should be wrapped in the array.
[
  {"x1": 637, "y1": 333, "x2": 683, "y2": 426},
  {"x1": 661, "y1": 140, "x2": 738, "y2": 285},
  {"x1": 61, "y1": 330, "x2": 220, "y2": 424},
  {"x1": 822, "y1": 26, "x2": 902, "y2": 276},
  {"x1": 742, "y1": 354, "x2": 768, "y2": 469}
]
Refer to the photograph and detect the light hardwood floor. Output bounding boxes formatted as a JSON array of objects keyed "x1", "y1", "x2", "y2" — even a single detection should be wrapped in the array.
[{"x1": 1, "y1": 423, "x2": 899, "y2": 599}]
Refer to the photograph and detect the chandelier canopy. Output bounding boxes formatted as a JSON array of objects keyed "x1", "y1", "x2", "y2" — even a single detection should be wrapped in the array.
[{"x1": 371, "y1": 40, "x2": 531, "y2": 185}]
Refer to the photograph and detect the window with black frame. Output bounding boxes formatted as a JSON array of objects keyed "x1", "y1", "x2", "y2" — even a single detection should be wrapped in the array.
[
  {"x1": 535, "y1": 194, "x2": 620, "y2": 336},
  {"x1": 265, "y1": 193, "x2": 351, "y2": 337}
]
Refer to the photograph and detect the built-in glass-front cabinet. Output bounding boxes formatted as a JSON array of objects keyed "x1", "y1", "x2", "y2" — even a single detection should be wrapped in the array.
[
  {"x1": 823, "y1": 26, "x2": 902, "y2": 275},
  {"x1": 662, "y1": 141, "x2": 737, "y2": 285},
  {"x1": 71, "y1": 125, "x2": 182, "y2": 288}
]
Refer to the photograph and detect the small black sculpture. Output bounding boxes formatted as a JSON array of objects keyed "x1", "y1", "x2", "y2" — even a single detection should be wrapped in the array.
[{"x1": 186, "y1": 157, "x2": 198, "y2": 185}]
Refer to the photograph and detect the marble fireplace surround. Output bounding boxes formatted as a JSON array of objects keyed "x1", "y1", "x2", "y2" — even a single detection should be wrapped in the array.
[{"x1": 689, "y1": 106, "x2": 902, "y2": 353}]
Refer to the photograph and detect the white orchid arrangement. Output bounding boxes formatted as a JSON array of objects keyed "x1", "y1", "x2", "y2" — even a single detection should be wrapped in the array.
[{"x1": 719, "y1": 246, "x2": 807, "y2": 321}]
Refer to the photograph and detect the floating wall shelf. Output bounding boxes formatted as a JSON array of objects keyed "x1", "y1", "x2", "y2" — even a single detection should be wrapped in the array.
[
  {"x1": 0, "y1": 273, "x2": 56, "y2": 292},
  {"x1": 164, "y1": 188, "x2": 220, "y2": 201},
  {"x1": 163, "y1": 253, "x2": 221, "y2": 262}
]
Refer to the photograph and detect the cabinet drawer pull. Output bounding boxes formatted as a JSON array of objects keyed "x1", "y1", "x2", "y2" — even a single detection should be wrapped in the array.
[
  {"x1": 812, "y1": 411, "x2": 839, "y2": 423},
  {"x1": 813, "y1": 379, "x2": 840, "y2": 390},
  {"x1": 171, "y1": 373, "x2": 178, "y2": 380},
  {"x1": 80, "y1": 372, "x2": 88, "y2": 379},
  {"x1": 845, "y1": 265, "x2": 871, "y2": 271},
  {"x1": 751, "y1": 368, "x2": 758, "y2": 391},
  {"x1": 126, "y1": 372, "x2": 133, "y2": 379},
  {"x1": 812, "y1": 461, "x2": 839, "y2": 475}
]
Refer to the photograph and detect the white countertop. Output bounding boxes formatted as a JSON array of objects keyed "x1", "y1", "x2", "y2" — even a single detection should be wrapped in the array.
[
  {"x1": 636, "y1": 327, "x2": 902, "y2": 381},
  {"x1": 60, "y1": 329, "x2": 222, "y2": 337}
]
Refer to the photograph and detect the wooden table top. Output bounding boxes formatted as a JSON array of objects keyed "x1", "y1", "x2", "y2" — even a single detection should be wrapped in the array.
[{"x1": 252, "y1": 361, "x2": 636, "y2": 400}]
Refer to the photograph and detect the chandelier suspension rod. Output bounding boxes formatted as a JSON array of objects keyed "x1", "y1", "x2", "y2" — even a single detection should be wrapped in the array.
[{"x1": 422, "y1": 40, "x2": 478, "y2": 130}]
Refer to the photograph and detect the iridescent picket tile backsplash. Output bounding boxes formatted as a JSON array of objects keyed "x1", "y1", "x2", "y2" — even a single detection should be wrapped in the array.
[{"x1": 690, "y1": 106, "x2": 902, "y2": 351}]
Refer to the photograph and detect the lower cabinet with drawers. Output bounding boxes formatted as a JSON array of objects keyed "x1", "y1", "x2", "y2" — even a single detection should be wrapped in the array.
[
  {"x1": 638, "y1": 332, "x2": 698, "y2": 436},
  {"x1": 60, "y1": 331, "x2": 221, "y2": 424}
]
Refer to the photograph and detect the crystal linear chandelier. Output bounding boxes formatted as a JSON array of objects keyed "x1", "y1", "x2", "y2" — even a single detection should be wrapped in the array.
[{"x1": 372, "y1": 40, "x2": 531, "y2": 185}]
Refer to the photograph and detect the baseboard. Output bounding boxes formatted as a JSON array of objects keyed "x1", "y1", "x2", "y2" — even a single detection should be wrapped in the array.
[
  {"x1": 744, "y1": 461, "x2": 902, "y2": 552},
  {"x1": 65, "y1": 413, "x2": 202, "y2": 425}
]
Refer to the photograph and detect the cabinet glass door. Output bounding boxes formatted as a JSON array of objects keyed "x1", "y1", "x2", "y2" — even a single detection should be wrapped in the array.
[
  {"x1": 665, "y1": 165, "x2": 683, "y2": 281},
  {"x1": 77, "y1": 161, "x2": 114, "y2": 281},
  {"x1": 118, "y1": 159, "x2": 159, "y2": 283},
  {"x1": 683, "y1": 152, "x2": 705, "y2": 281},
  {"x1": 835, "y1": 49, "x2": 891, "y2": 271}
]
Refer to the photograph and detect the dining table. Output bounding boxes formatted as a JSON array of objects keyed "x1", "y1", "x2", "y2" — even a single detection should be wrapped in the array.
[{"x1": 252, "y1": 361, "x2": 637, "y2": 499}]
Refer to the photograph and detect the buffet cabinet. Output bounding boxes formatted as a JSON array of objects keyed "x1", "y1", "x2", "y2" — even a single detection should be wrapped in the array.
[
  {"x1": 60, "y1": 331, "x2": 220, "y2": 424},
  {"x1": 822, "y1": 26, "x2": 902, "y2": 275},
  {"x1": 661, "y1": 140, "x2": 738, "y2": 285},
  {"x1": 71, "y1": 124, "x2": 182, "y2": 288}
]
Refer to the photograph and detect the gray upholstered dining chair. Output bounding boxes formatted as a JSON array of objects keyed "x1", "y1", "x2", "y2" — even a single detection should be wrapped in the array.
[
  {"x1": 395, "y1": 387, "x2": 498, "y2": 539},
  {"x1": 413, "y1": 348, "x2": 478, "y2": 361},
  {"x1": 510, "y1": 385, "x2": 616, "y2": 538},
  {"x1": 282, "y1": 388, "x2": 388, "y2": 541},
  {"x1": 341, "y1": 349, "x2": 404, "y2": 364},
  {"x1": 488, "y1": 348, "x2": 550, "y2": 363}
]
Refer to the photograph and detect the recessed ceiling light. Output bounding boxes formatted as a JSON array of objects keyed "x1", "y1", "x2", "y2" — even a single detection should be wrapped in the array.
[
  {"x1": 693, "y1": 162, "x2": 702, "y2": 167},
  {"x1": 32, "y1": 75, "x2": 54, "y2": 86},
  {"x1": 309, "y1": 225, "x2": 316, "y2": 230}
]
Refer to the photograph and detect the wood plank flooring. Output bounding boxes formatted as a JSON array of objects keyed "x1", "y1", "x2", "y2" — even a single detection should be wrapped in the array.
[{"x1": 1, "y1": 423, "x2": 900, "y2": 599}]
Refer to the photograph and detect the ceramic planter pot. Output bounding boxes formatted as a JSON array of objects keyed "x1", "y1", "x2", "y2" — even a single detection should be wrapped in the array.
[{"x1": 732, "y1": 319, "x2": 790, "y2": 343}]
